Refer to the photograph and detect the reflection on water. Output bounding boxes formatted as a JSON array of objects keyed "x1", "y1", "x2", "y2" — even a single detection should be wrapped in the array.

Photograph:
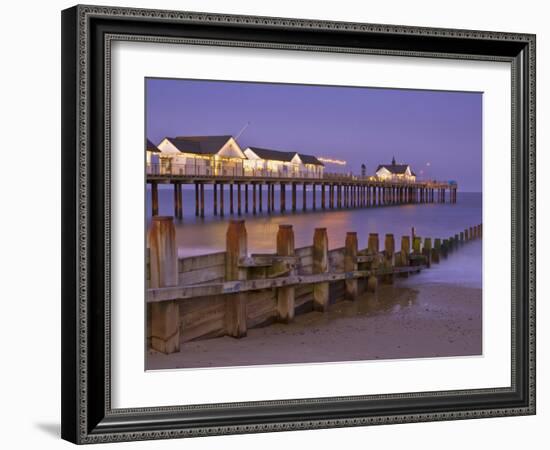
[{"x1": 331, "y1": 285, "x2": 419, "y2": 317}]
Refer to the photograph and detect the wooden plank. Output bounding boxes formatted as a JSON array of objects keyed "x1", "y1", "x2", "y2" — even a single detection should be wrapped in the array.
[
  {"x1": 181, "y1": 318, "x2": 225, "y2": 342},
  {"x1": 295, "y1": 246, "x2": 313, "y2": 258},
  {"x1": 150, "y1": 263, "x2": 429, "y2": 303},
  {"x1": 240, "y1": 255, "x2": 298, "y2": 268},
  {"x1": 178, "y1": 251, "x2": 226, "y2": 273},
  {"x1": 178, "y1": 266, "x2": 225, "y2": 286}
]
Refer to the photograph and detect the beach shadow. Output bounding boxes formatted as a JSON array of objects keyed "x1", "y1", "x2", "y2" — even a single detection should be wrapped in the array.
[{"x1": 35, "y1": 422, "x2": 60, "y2": 438}]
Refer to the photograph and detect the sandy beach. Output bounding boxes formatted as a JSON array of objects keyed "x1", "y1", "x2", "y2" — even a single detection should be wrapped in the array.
[{"x1": 147, "y1": 280, "x2": 482, "y2": 370}]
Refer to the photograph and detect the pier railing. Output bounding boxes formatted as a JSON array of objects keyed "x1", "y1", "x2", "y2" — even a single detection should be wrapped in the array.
[
  {"x1": 147, "y1": 163, "x2": 324, "y2": 179},
  {"x1": 146, "y1": 217, "x2": 482, "y2": 354}
]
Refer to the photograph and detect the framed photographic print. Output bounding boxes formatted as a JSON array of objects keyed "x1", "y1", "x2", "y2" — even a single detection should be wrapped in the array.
[{"x1": 61, "y1": 4, "x2": 536, "y2": 444}]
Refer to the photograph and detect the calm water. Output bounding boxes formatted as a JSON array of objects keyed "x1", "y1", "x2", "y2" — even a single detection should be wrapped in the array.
[{"x1": 146, "y1": 187, "x2": 482, "y2": 287}]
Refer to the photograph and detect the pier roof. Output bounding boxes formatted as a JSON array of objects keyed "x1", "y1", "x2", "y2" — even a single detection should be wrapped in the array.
[
  {"x1": 146, "y1": 139, "x2": 160, "y2": 153},
  {"x1": 167, "y1": 135, "x2": 234, "y2": 155},
  {"x1": 376, "y1": 163, "x2": 411, "y2": 174},
  {"x1": 247, "y1": 147, "x2": 324, "y2": 166},
  {"x1": 298, "y1": 153, "x2": 324, "y2": 166}
]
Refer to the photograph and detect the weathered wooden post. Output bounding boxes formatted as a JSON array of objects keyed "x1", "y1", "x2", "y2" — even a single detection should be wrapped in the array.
[
  {"x1": 412, "y1": 236, "x2": 422, "y2": 254},
  {"x1": 442, "y1": 239, "x2": 449, "y2": 258},
  {"x1": 277, "y1": 225, "x2": 295, "y2": 323},
  {"x1": 366, "y1": 233, "x2": 379, "y2": 292},
  {"x1": 460, "y1": 231, "x2": 464, "y2": 244},
  {"x1": 397, "y1": 235, "x2": 411, "y2": 276},
  {"x1": 383, "y1": 233, "x2": 395, "y2": 284},
  {"x1": 149, "y1": 216, "x2": 179, "y2": 354},
  {"x1": 454, "y1": 234, "x2": 459, "y2": 247},
  {"x1": 423, "y1": 238, "x2": 432, "y2": 268},
  {"x1": 411, "y1": 236, "x2": 422, "y2": 270},
  {"x1": 225, "y1": 220, "x2": 248, "y2": 338},
  {"x1": 448, "y1": 236, "x2": 454, "y2": 253},
  {"x1": 464, "y1": 228, "x2": 469, "y2": 241},
  {"x1": 313, "y1": 228, "x2": 330, "y2": 311},
  {"x1": 432, "y1": 238, "x2": 441, "y2": 263},
  {"x1": 345, "y1": 232, "x2": 359, "y2": 299}
]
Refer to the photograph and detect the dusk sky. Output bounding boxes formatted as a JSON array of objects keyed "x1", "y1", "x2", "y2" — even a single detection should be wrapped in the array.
[{"x1": 146, "y1": 78, "x2": 482, "y2": 192}]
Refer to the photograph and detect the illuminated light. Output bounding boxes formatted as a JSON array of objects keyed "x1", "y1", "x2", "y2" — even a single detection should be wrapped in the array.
[
  {"x1": 426, "y1": 162, "x2": 431, "y2": 166},
  {"x1": 317, "y1": 157, "x2": 347, "y2": 166}
]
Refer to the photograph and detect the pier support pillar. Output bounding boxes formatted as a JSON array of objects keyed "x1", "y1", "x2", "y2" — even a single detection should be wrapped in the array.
[
  {"x1": 213, "y1": 183, "x2": 218, "y2": 216},
  {"x1": 237, "y1": 183, "x2": 241, "y2": 215},
  {"x1": 245, "y1": 184, "x2": 249, "y2": 213},
  {"x1": 225, "y1": 220, "x2": 248, "y2": 338},
  {"x1": 292, "y1": 183, "x2": 297, "y2": 212},
  {"x1": 280, "y1": 183, "x2": 286, "y2": 212},
  {"x1": 276, "y1": 225, "x2": 295, "y2": 323},
  {"x1": 195, "y1": 181, "x2": 200, "y2": 217},
  {"x1": 149, "y1": 216, "x2": 180, "y2": 354},
  {"x1": 312, "y1": 184, "x2": 316, "y2": 210},
  {"x1": 321, "y1": 184, "x2": 326, "y2": 210},
  {"x1": 220, "y1": 183, "x2": 225, "y2": 217},
  {"x1": 199, "y1": 183, "x2": 205, "y2": 218},
  {"x1": 345, "y1": 232, "x2": 359, "y2": 299},
  {"x1": 303, "y1": 183, "x2": 307, "y2": 211},
  {"x1": 150, "y1": 182, "x2": 159, "y2": 216},
  {"x1": 313, "y1": 228, "x2": 330, "y2": 311},
  {"x1": 252, "y1": 183, "x2": 257, "y2": 215},
  {"x1": 259, "y1": 184, "x2": 263, "y2": 212},
  {"x1": 174, "y1": 183, "x2": 183, "y2": 219},
  {"x1": 229, "y1": 183, "x2": 234, "y2": 215}
]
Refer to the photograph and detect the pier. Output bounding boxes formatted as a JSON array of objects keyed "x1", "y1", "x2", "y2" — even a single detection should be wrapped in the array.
[
  {"x1": 147, "y1": 217, "x2": 481, "y2": 354},
  {"x1": 147, "y1": 172, "x2": 458, "y2": 218}
]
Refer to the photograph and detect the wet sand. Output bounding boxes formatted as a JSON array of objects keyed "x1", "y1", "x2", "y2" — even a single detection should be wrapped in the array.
[{"x1": 147, "y1": 281, "x2": 482, "y2": 370}]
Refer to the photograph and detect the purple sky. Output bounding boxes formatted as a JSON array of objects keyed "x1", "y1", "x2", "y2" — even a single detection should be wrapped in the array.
[{"x1": 146, "y1": 78, "x2": 482, "y2": 192}]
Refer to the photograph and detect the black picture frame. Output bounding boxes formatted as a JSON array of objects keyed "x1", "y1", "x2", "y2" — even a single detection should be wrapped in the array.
[{"x1": 61, "y1": 4, "x2": 536, "y2": 444}]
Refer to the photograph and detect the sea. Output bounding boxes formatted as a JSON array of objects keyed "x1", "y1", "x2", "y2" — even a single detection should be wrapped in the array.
[{"x1": 146, "y1": 187, "x2": 482, "y2": 288}]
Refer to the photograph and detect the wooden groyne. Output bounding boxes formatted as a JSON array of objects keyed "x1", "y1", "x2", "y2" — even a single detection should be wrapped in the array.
[
  {"x1": 147, "y1": 218, "x2": 482, "y2": 354},
  {"x1": 147, "y1": 173, "x2": 457, "y2": 218}
]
